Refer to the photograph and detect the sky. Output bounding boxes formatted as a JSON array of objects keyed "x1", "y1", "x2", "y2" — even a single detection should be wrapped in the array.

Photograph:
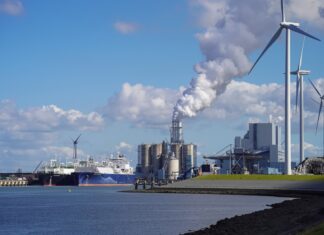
[{"x1": 1, "y1": 0, "x2": 324, "y2": 172}]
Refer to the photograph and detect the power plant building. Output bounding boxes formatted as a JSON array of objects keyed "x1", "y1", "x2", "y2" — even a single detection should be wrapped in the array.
[
  {"x1": 238, "y1": 122, "x2": 284, "y2": 163},
  {"x1": 208, "y1": 122, "x2": 293, "y2": 174},
  {"x1": 136, "y1": 119, "x2": 198, "y2": 180}
]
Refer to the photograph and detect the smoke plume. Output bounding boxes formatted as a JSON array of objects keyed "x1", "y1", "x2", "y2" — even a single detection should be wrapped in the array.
[{"x1": 173, "y1": 0, "x2": 324, "y2": 120}]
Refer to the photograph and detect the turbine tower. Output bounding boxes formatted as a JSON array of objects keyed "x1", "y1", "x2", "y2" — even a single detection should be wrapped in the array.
[
  {"x1": 249, "y1": 0, "x2": 320, "y2": 175},
  {"x1": 291, "y1": 38, "x2": 310, "y2": 164},
  {"x1": 309, "y1": 80, "x2": 324, "y2": 157},
  {"x1": 72, "y1": 134, "x2": 82, "y2": 160}
]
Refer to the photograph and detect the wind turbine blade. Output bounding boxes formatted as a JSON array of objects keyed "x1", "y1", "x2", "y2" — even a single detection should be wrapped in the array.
[
  {"x1": 75, "y1": 134, "x2": 82, "y2": 142},
  {"x1": 287, "y1": 25, "x2": 321, "y2": 41},
  {"x1": 281, "y1": 0, "x2": 285, "y2": 22},
  {"x1": 249, "y1": 27, "x2": 283, "y2": 74},
  {"x1": 309, "y1": 79, "x2": 322, "y2": 97},
  {"x1": 295, "y1": 75, "x2": 300, "y2": 111},
  {"x1": 298, "y1": 37, "x2": 305, "y2": 71},
  {"x1": 311, "y1": 98, "x2": 320, "y2": 105},
  {"x1": 316, "y1": 100, "x2": 323, "y2": 133}
]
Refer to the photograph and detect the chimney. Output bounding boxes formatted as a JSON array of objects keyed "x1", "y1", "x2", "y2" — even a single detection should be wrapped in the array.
[{"x1": 170, "y1": 118, "x2": 184, "y2": 144}]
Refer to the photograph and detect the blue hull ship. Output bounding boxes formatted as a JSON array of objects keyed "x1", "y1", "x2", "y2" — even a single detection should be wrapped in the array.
[
  {"x1": 38, "y1": 155, "x2": 136, "y2": 186},
  {"x1": 77, "y1": 173, "x2": 136, "y2": 186}
]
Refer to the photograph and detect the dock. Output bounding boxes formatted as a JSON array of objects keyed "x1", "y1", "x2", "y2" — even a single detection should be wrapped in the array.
[{"x1": 0, "y1": 178, "x2": 28, "y2": 186}]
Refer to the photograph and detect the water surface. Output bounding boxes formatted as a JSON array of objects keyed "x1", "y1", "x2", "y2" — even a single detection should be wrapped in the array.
[{"x1": 0, "y1": 187, "x2": 289, "y2": 235}]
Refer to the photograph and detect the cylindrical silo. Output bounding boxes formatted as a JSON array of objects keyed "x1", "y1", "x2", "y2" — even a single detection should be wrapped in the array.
[
  {"x1": 150, "y1": 144, "x2": 162, "y2": 178},
  {"x1": 181, "y1": 144, "x2": 197, "y2": 178},
  {"x1": 167, "y1": 157, "x2": 179, "y2": 181},
  {"x1": 138, "y1": 144, "x2": 151, "y2": 175}
]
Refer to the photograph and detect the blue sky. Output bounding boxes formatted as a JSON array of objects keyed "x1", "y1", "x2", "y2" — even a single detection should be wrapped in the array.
[
  {"x1": 0, "y1": 0, "x2": 199, "y2": 109},
  {"x1": 1, "y1": 0, "x2": 324, "y2": 172}
]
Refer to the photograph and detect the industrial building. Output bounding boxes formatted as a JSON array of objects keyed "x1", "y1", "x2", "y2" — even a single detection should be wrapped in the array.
[
  {"x1": 295, "y1": 157, "x2": 324, "y2": 174},
  {"x1": 205, "y1": 122, "x2": 296, "y2": 174},
  {"x1": 136, "y1": 118, "x2": 197, "y2": 181}
]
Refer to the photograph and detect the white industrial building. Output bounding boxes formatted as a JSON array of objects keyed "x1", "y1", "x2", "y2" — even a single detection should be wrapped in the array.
[
  {"x1": 236, "y1": 122, "x2": 284, "y2": 163},
  {"x1": 207, "y1": 122, "x2": 293, "y2": 174}
]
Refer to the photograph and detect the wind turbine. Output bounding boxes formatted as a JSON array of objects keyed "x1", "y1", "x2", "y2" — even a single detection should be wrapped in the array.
[
  {"x1": 291, "y1": 38, "x2": 310, "y2": 164},
  {"x1": 72, "y1": 134, "x2": 82, "y2": 160},
  {"x1": 309, "y1": 79, "x2": 324, "y2": 157},
  {"x1": 249, "y1": 0, "x2": 320, "y2": 175}
]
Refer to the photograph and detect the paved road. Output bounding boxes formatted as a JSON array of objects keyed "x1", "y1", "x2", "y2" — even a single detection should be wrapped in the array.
[{"x1": 161, "y1": 179, "x2": 324, "y2": 191}]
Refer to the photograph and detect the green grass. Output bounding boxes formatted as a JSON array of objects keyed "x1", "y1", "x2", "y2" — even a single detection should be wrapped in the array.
[
  {"x1": 195, "y1": 174, "x2": 324, "y2": 181},
  {"x1": 301, "y1": 222, "x2": 324, "y2": 235}
]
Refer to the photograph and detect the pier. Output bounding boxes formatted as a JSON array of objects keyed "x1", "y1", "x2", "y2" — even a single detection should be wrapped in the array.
[{"x1": 0, "y1": 179, "x2": 28, "y2": 186}]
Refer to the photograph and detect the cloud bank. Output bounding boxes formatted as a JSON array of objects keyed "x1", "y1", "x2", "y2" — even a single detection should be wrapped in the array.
[
  {"x1": 0, "y1": 100, "x2": 104, "y2": 171},
  {"x1": 0, "y1": 100, "x2": 104, "y2": 134},
  {"x1": 103, "y1": 83, "x2": 183, "y2": 128},
  {"x1": 103, "y1": 78, "x2": 324, "y2": 132},
  {"x1": 203, "y1": 78, "x2": 324, "y2": 132}
]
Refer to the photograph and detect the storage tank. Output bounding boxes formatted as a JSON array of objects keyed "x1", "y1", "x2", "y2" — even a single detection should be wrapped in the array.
[
  {"x1": 170, "y1": 143, "x2": 182, "y2": 159},
  {"x1": 185, "y1": 155, "x2": 194, "y2": 179},
  {"x1": 138, "y1": 144, "x2": 151, "y2": 175},
  {"x1": 167, "y1": 157, "x2": 179, "y2": 181},
  {"x1": 150, "y1": 144, "x2": 162, "y2": 178},
  {"x1": 182, "y1": 144, "x2": 197, "y2": 178}
]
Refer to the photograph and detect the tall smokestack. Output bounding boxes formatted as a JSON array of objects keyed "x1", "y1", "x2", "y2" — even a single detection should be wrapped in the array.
[{"x1": 170, "y1": 117, "x2": 184, "y2": 144}]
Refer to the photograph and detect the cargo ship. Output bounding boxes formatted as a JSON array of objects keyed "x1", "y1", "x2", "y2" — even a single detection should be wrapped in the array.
[
  {"x1": 37, "y1": 155, "x2": 135, "y2": 186},
  {"x1": 75, "y1": 155, "x2": 135, "y2": 186}
]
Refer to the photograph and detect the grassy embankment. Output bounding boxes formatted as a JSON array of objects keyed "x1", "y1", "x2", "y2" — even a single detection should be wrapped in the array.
[
  {"x1": 196, "y1": 174, "x2": 324, "y2": 181},
  {"x1": 302, "y1": 222, "x2": 324, "y2": 235}
]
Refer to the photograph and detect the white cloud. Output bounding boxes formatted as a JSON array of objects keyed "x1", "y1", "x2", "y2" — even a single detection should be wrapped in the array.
[
  {"x1": 0, "y1": 100, "x2": 104, "y2": 134},
  {"x1": 101, "y1": 78, "x2": 324, "y2": 132},
  {"x1": 0, "y1": 145, "x2": 89, "y2": 172},
  {"x1": 286, "y1": 0, "x2": 324, "y2": 28},
  {"x1": 292, "y1": 142, "x2": 322, "y2": 161},
  {"x1": 202, "y1": 80, "x2": 285, "y2": 122},
  {"x1": 0, "y1": 100, "x2": 104, "y2": 171},
  {"x1": 114, "y1": 21, "x2": 139, "y2": 34},
  {"x1": 0, "y1": 0, "x2": 23, "y2": 16},
  {"x1": 115, "y1": 141, "x2": 132, "y2": 152},
  {"x1": 103, "y1": 83, "x2": 182, "y2": 128},
  {"x1": 201, "y1": 78, "x2": 324, "y2": 132}
]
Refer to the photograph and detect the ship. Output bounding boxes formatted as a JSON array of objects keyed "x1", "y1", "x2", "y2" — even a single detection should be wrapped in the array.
[
  {"x1": 37, "y1": 159, "x2": 78, "y2": 186},
  {"x1": 75, "y1": 155, "x2": 135, "y2": 186},
  {"x1": 37, "y1": 154, "x2": 135, "y2": 186}
]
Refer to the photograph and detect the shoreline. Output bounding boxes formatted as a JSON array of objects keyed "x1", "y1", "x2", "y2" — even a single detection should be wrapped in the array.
[{"x1": 124, "y1": 187, "x2": 324, "y2": 234}]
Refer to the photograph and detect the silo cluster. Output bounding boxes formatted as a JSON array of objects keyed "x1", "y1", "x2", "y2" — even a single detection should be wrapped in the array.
[{"x1": 136, "y1": 119, "x2": 197, "y2": 181}]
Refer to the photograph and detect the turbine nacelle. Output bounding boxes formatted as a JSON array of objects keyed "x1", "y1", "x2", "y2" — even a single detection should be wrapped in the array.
[
  {"x1": 280, "y1": 22, "x2": 300, "y2": 27},
  {"x1": 298, "y1": 70, "x2": 310, "y2": 75},
  {"x1": 291, "y1": 70, "x2": 310, "y2": 76}
]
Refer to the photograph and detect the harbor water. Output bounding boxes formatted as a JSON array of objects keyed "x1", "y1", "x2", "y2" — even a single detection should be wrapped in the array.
[{"x1": 0, "y1": 187, "x2": 289, "y2": 235}]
